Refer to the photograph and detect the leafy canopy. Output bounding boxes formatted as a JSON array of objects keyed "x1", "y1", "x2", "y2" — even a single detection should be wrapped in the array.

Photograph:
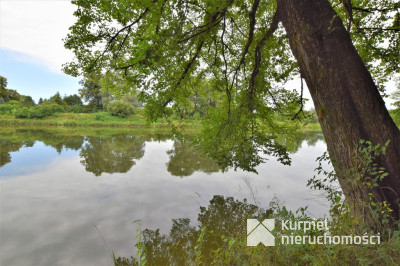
[{"x1": 64, "y1": 0, "x2": 399, "y2": 171}]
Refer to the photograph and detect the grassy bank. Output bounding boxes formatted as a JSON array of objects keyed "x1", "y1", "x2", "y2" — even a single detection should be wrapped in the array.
[
  {"x1": 0, "y1": 112, "x2": 202, "y2": 128},
  {"x1": 0, "y1": 112, "x2": 322, "y2": 132}
]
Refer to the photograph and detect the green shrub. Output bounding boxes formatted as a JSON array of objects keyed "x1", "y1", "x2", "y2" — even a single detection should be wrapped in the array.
[
  {"x1": 107, "y1": 100, "x2": 135, "y2": 117},
  {"x1": 134, "y1": 107, "x2": 145, "y2": 116},
  {"x1": 0, "y1": 104, "x2": 15, "y2": 114},
  {"x1": 13, "y1": 107, "x2": 30, "y2": 118},
  {"x1": 0, "y1": 101, "x2": 20, "y2": 114},
  {"x1": 13, "y1": 103, "x2": 65, "y2": 119},
  {"x1": 69, "y1": 105, "x2": 84, "y2": 113}
]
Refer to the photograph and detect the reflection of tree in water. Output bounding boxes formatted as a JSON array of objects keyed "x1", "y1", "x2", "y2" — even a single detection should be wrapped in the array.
[
  {"x1": 166, "y1": 139, "x2": 220, "y2": 177},
  {"x1": 115, "y1": 195, "x2": 271, "y2": 265},
  {"x1": 19, "y1": 130, "x2": 85, "y2": 153},
  {"x1": 0, "y1": 129, "x2": 324, "y2": 177},
  {"x1": 0, "y1": 129, "x2": 170, "y2": 175},
  {"x1": 1, "y1": 129, "x2": 84, "y2": 153},
  {"x1": 0, "y1": 139, "x2": 34, "y2": 167},
  {"x1": 275, "y1": 131, "x2": 324, "y2": 154},
  {"x1": 80, "y1": 135, "x2": 145, "y2": 176}
]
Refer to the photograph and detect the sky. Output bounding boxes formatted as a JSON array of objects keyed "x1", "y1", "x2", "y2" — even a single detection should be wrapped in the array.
[
  {"x1": 0, "y1": 0, "x2": 397, "y2": 108},
  {"x1": 0, "y1": 0, "x2": 80, "y2": 102}
]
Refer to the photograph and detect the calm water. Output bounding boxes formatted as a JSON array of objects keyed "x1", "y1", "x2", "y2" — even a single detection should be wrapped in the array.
[{"x1": 0, "y1": 128, "x2": 327, "y2": 265}]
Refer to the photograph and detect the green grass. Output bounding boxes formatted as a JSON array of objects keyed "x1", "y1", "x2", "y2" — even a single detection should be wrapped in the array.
[{"x1": 0, "y1": 112, "x2": 203, "y2": 128}]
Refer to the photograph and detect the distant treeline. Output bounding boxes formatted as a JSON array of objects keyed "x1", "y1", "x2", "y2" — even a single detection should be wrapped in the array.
[
  {"x1": 1, "y1": 74, "x2": 398, "y2": 126},
  {"x1": 0, "y1": 74, "x2": 143, "y2": 119}
]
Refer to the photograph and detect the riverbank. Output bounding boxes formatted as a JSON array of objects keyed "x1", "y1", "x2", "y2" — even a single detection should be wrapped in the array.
[
  {"x1": 0, "y1": 112, "x2": 323, "y2": 132},
  {"x1": 0, "y1": 112, "x2": 201, "y2": 128}
]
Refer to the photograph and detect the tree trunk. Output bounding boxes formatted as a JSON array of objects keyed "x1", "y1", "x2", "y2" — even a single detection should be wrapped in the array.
[{"x1": 277, "y1": 0, "x2": 400, "y2": 227}]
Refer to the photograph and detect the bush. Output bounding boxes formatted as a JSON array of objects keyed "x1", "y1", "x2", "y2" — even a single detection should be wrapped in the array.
[
  {"x1": 13, "y1": 107, "x2": 30, "y2": 118},
  {"x1": 107, "y1": 100, "x2": 135, "y2": 117},
  {"x1": 66, "y1": 105, "x2": 84, "y2": 113},
  {"x1": 13, "y1": 103, "x2": 65, "y2": 119},
  {"x1": 134, "y1": 107, "x2": 145, "y2": 116},
  {"x1": 0, "y1": 101, "x2": 20, "y2": 114},
  {"x1": 0, "y1": 104, "x2": 15, "y2": 114}
]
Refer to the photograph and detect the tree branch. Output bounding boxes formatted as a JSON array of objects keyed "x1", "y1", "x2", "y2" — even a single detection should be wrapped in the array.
[
  {"x1": 248, "y1": 8, "x2": 281, "y2": 109},
  {"x1": 91, "y1": 4, "x2": 154, "y2": 70},
  {"x1": 229, "y1": 0, "x2": 260, "y2": 92},
  {"x1": 162, "y1": 40, "x2": 205, "y2": 107},
  {"x1": 178, "y1": 0, "x2": 234, "y2": 43},
  {"x1": 292, "y1": 74, "x2": 305, "y2": 121}
]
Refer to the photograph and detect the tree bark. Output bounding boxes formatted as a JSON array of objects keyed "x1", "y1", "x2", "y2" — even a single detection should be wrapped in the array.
[{"x1": 277, "y1": 0, "x2": 400, "y2": 226}]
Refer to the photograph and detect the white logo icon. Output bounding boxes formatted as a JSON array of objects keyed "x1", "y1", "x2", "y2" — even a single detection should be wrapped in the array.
[{"x1": 247, "y1": 219, "x2": 275, "y2": 246}]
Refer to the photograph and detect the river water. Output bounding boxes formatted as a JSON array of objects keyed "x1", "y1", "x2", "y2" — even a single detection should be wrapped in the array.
[{"x1": 0, "y1": 128, "x2": 328, "y2": 265}]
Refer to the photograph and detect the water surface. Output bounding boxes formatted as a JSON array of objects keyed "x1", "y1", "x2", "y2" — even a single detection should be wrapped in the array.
[{"x1": 0, "y1": 128, "x2": 327, "y2": 265}]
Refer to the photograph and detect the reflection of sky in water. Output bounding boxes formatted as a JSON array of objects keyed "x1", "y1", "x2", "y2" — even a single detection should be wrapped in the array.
[
  {"x1": 0, "y1": 142, "x2": 79, "y2": 178},
  {"x1": 0, "y1": 138, "x2": 328, "y2": 266}
]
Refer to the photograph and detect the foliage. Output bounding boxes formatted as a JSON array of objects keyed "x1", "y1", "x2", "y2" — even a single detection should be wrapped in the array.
[
  {"x1": 13, "y1": 104, "x2": 65, "y2": 119},
  {"x1": 330, "y1": 0, "x2": 400, "y2": 93},
  {"x1": 68, "y1": 104, "x2": 84, "y2": 113},
  {"x1": 79, "y1": 73, "x2": 103, "y2": 112},
  {"x1": 170, "y1": 79, "x2": 225, "y2": 120},
  {"x1": 195, "y1": 106, "x2": 293, "y2": 172},
  {"x1": 308, "y1": 139, "x2": 399, "y2": 239},
  {"x1": 0, "y1": 100, "x2": 20, "y2": 114},
  {"x1": 302, "y1": 108, "x2": 319, "y2": 124},
  {"x1": 48, "y1": 92, "x2": 65, "y2": 106},
  {"x1": 63, "y1": 0, "x2": 313, "y2": 169},
  {"x1": 107, "y1": 100, "x2": 135, "y2": 117},
  {"x1": 0, "y1": 75, "x2": 6, "y2": 90},
  {"x1": 63, "y1": 94, "x2": 83, "y2": 106},
  {"x1": 19, "y1": 95, "x2": 35, "y2": 107},
  {"x1": 0, "y1": 75, "x2": 21, "y2": 102},
  {"x1": 63, "y1": 0, "x2": 398, "y2": 169}
]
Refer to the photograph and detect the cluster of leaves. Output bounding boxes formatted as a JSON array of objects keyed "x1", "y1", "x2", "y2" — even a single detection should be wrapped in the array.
[
  {"x1": 331, "y1": 0, "x2": 400, "y2": 93},
  {"x1": 196, "y1": 105, "x2": 293, "y2": 172},
  {"x1": 308, "y1": 139, "x2": 399, "y2": 239}
]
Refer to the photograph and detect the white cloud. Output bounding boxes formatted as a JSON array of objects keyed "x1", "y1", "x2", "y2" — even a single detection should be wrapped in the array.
[{"x1": 0, "y1": 0, "x2": 78, "y2": 73}]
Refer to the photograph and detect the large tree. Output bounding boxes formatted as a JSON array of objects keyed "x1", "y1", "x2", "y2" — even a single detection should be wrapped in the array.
[
  {"x1": 0, "y1": 75, "x2": 21, "y2": 102},
  {"x1": 64, "y1": 0, "x2": 400, "y2": 227},
  {"x1": 79, "y1": 73, "x2": 104, "y2": 111}
]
